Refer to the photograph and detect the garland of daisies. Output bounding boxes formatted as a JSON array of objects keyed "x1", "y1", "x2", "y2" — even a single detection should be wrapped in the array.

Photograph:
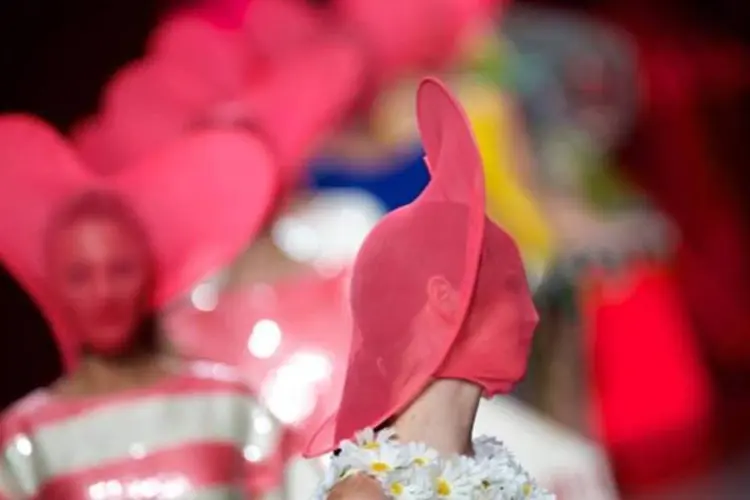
[{"x1": 316, "y1": 428, "x2": 555, "y2": 499}]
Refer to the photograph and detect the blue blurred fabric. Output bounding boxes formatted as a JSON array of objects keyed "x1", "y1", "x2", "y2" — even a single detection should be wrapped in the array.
[{"x1": 307, "y1": 145, "x2": 428, "y2": 212}]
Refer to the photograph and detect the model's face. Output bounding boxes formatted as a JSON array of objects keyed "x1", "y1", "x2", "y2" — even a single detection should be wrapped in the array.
[
  {"x1": 467, "y1": 269, "x2": 538, "y2": 386},
  {"x1": 437, "y1": 222, "x2": 539, "y2": 392},
  {"x1": 47, "y1": 216, "x2": 150, "y2": 356}
]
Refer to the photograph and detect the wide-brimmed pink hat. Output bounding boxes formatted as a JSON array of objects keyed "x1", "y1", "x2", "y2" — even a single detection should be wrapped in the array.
[
  {"x1": 0, "y1": 115, "x2": 277, "y2": 370},
  {"x1": 304, "y1": 77, "x2": 487, "y2": 456}
]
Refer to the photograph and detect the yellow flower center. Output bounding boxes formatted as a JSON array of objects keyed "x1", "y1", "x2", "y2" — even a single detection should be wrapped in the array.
[
  {"x1": 522, "y1": 483, "x2": 533, "y2": 495},
  {"x1": 413, "y1": 457, "x2": 427, "y2": 466},
  {"x1": 390, "y1": 483, "x2": 404, "y2": 495},
  {"x1": 363, "y1": 442, "x2": 380, "y2": 450},
  {"x1": 437, "y1": 478, "x2": 452, "y2": 496},
  {"x1": 370, "y1": 461, "x2": 391, "y2": 473}
]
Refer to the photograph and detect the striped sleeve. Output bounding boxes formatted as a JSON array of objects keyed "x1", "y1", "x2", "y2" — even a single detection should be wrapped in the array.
[
  {"x1": 245, "y1": 399, "x2": 282, "y2": 464},
  {"x1": 1, "y1": 418, "x2": 34, "y2": 500},
  {"x1": 1, "y1": 445, "x2": 23, "y2": 499},
  {"x1": 1, "y1": 422, "x2": 14, "y2": 499},
  {"x1": 0, "y1": 474, "x2": 16, "y2": 499},
  {"x1": 243, "y1": 395, "x2": 285, "y2": 495}
]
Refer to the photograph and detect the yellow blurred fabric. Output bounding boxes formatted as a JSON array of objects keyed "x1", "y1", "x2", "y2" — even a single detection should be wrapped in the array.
[{"x1": 457, "y1": 81, "x2": 554, "y2": 274}]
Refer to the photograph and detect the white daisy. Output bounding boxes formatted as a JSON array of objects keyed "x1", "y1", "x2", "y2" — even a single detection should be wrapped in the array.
[
  {"x1": 336, "y1": 427, "x2": 398, "y2": 468},
  {"x1": 434, "y1": 459, "x2": 475, "y2": 499},
  {"x1": 353, "y1": 427, "x2": 397, "y2": 450},
  {"x1": 502, "y1": 470, "x2": 537, "y2": 499},
  {"x1": 320, "y1": 459, "x2": 344, "y2": 489},
  {"x1": 404, "y1": 441, "x2": 439, "y2": 467},
  {"x1": 338, "y1": 439, "x2": 407, "y2": 479},
  {"x1": 529, "y1": 489, "x2": 557, "y2": 500},
  {"x1": 457, "y1": 454, "x2": 486, "y2": 478},
  {"x1": 322, "y1": 427, "x2": 555, "y2": 500},
  {"x1": 473, "y1": 436, "x2": 507, "y2": 460},
  {"x1": 383, "y1": 468, "x2": 435, "y2": 500}
]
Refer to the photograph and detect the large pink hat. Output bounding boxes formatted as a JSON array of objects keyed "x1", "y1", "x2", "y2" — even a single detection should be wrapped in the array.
[
  {"x1": 73, "y1": 15, "x2": 362, "y2": 191},
  {"x1": 333, "y1": 0, "x2": 501, "y2": 88},
  {"x1": 172, "y1": 0, "x2": 334, "y2": 67},
  {"x1": 177, "y1": 0, "x2": 252, "y2": 30},
  {"x1": 304, "y1": 77, "x2": 488, "y2": 455},
  {"x1": 0, "y1": 115, "x2": 277, "y2": 370},
  {"x1": 242, "y1": 0, "x2": 332, "y2": 63}
]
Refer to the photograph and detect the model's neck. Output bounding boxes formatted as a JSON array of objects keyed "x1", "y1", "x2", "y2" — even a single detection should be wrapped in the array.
[
  {"x1": 69, "y1": 351, "x2": 170, "y2": 396},
  {"x1": 392, "y1": 379, "x2": 482, "y2": 456}
]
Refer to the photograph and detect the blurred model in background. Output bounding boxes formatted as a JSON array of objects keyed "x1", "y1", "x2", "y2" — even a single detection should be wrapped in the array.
[
  {"x1": 68, "y1": 12, "x2": 375, "y2": 497},
  {"x1": 0, "y1": 117, "x2": 278, "y2": 498},
  {"x1": 503, "y1": 3, "x2": 750, "y2": 495}
]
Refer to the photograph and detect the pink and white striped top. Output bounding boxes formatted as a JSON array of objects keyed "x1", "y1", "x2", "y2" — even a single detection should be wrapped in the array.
[{"x1": 0, "y1": 361, "x2": 282, "y2": 499}]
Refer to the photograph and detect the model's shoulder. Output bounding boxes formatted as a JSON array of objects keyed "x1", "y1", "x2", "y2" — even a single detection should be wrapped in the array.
[
  {"x1": 2, "y1": 389, "x2": 50, "y2": 423},
  {"x1": 0, "y1": 389, "x2": 52, "y2": 443},
  {"x1": 326, "y1": 474, "x2": 388, "y2": 500}
]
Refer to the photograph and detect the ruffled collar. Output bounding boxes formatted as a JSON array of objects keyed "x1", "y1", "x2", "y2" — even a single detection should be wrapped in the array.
[{"x1": 317, "y1": 427, "x2": 555, "y2": 499}]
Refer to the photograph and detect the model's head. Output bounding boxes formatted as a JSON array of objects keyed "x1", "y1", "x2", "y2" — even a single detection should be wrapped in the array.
[
  {"x1": 44, "y1": 191, "x2": 156, "y2": 357},
  {"x1": 437, "y1": 214, "x2": 539, "y2": 391},
  {"x1": 351, "y1": 201, "x2": 538, "y2": 397},
  {"x1": 308, "y1": 78, "x2": 536, "y2": 455}
]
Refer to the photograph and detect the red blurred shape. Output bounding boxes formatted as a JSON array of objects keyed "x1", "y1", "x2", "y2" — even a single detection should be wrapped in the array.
[{"x1": 582, "y1": 263, "x2": 715, "y2": 491}]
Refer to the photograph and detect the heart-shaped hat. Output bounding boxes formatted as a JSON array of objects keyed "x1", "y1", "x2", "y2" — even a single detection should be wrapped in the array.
[
  {"x1": 73, "y1": 15, "x2": 363, "y2": 191},
  {"x1": 333, "y1": 0, "x2": 502, "y2": 89},
  {"x1": 146, "y1": 15, "x2": 248, "y2": 97},
  {"x1": 0, "y1": 115, "x2": 277, "y2": 370},
  {"x1": 72, "y1": 17, "x2": 248, "y2": 174},
  {"x1": 304, "y1": 77, "x2": 487, "y2": 456},
  {"x1": 242, "y1": 0, "x2": 332, "y2": 63},
  {"x1": 177, "y1": 0, "x2": 252, "y2": 30},
  {"x1": 74, "y1": 58, "x2": 240, "y2": 174}
]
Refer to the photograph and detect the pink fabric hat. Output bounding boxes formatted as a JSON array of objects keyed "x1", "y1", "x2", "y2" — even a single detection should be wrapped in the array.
[
  {"x1": 304, "y1": 77, "x2": 538, "y2": 457},
  {"x1": 0, "y1": 115, "x2": 277, "y2": 370},
  {"x1": 304, "y1": 77, "x2": 486, "y2": 455}
]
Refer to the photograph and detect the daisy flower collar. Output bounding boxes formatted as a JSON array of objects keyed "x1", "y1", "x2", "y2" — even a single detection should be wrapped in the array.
[{"x1": 316, "y1": 427, "x2": 556, "y2": 499}]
